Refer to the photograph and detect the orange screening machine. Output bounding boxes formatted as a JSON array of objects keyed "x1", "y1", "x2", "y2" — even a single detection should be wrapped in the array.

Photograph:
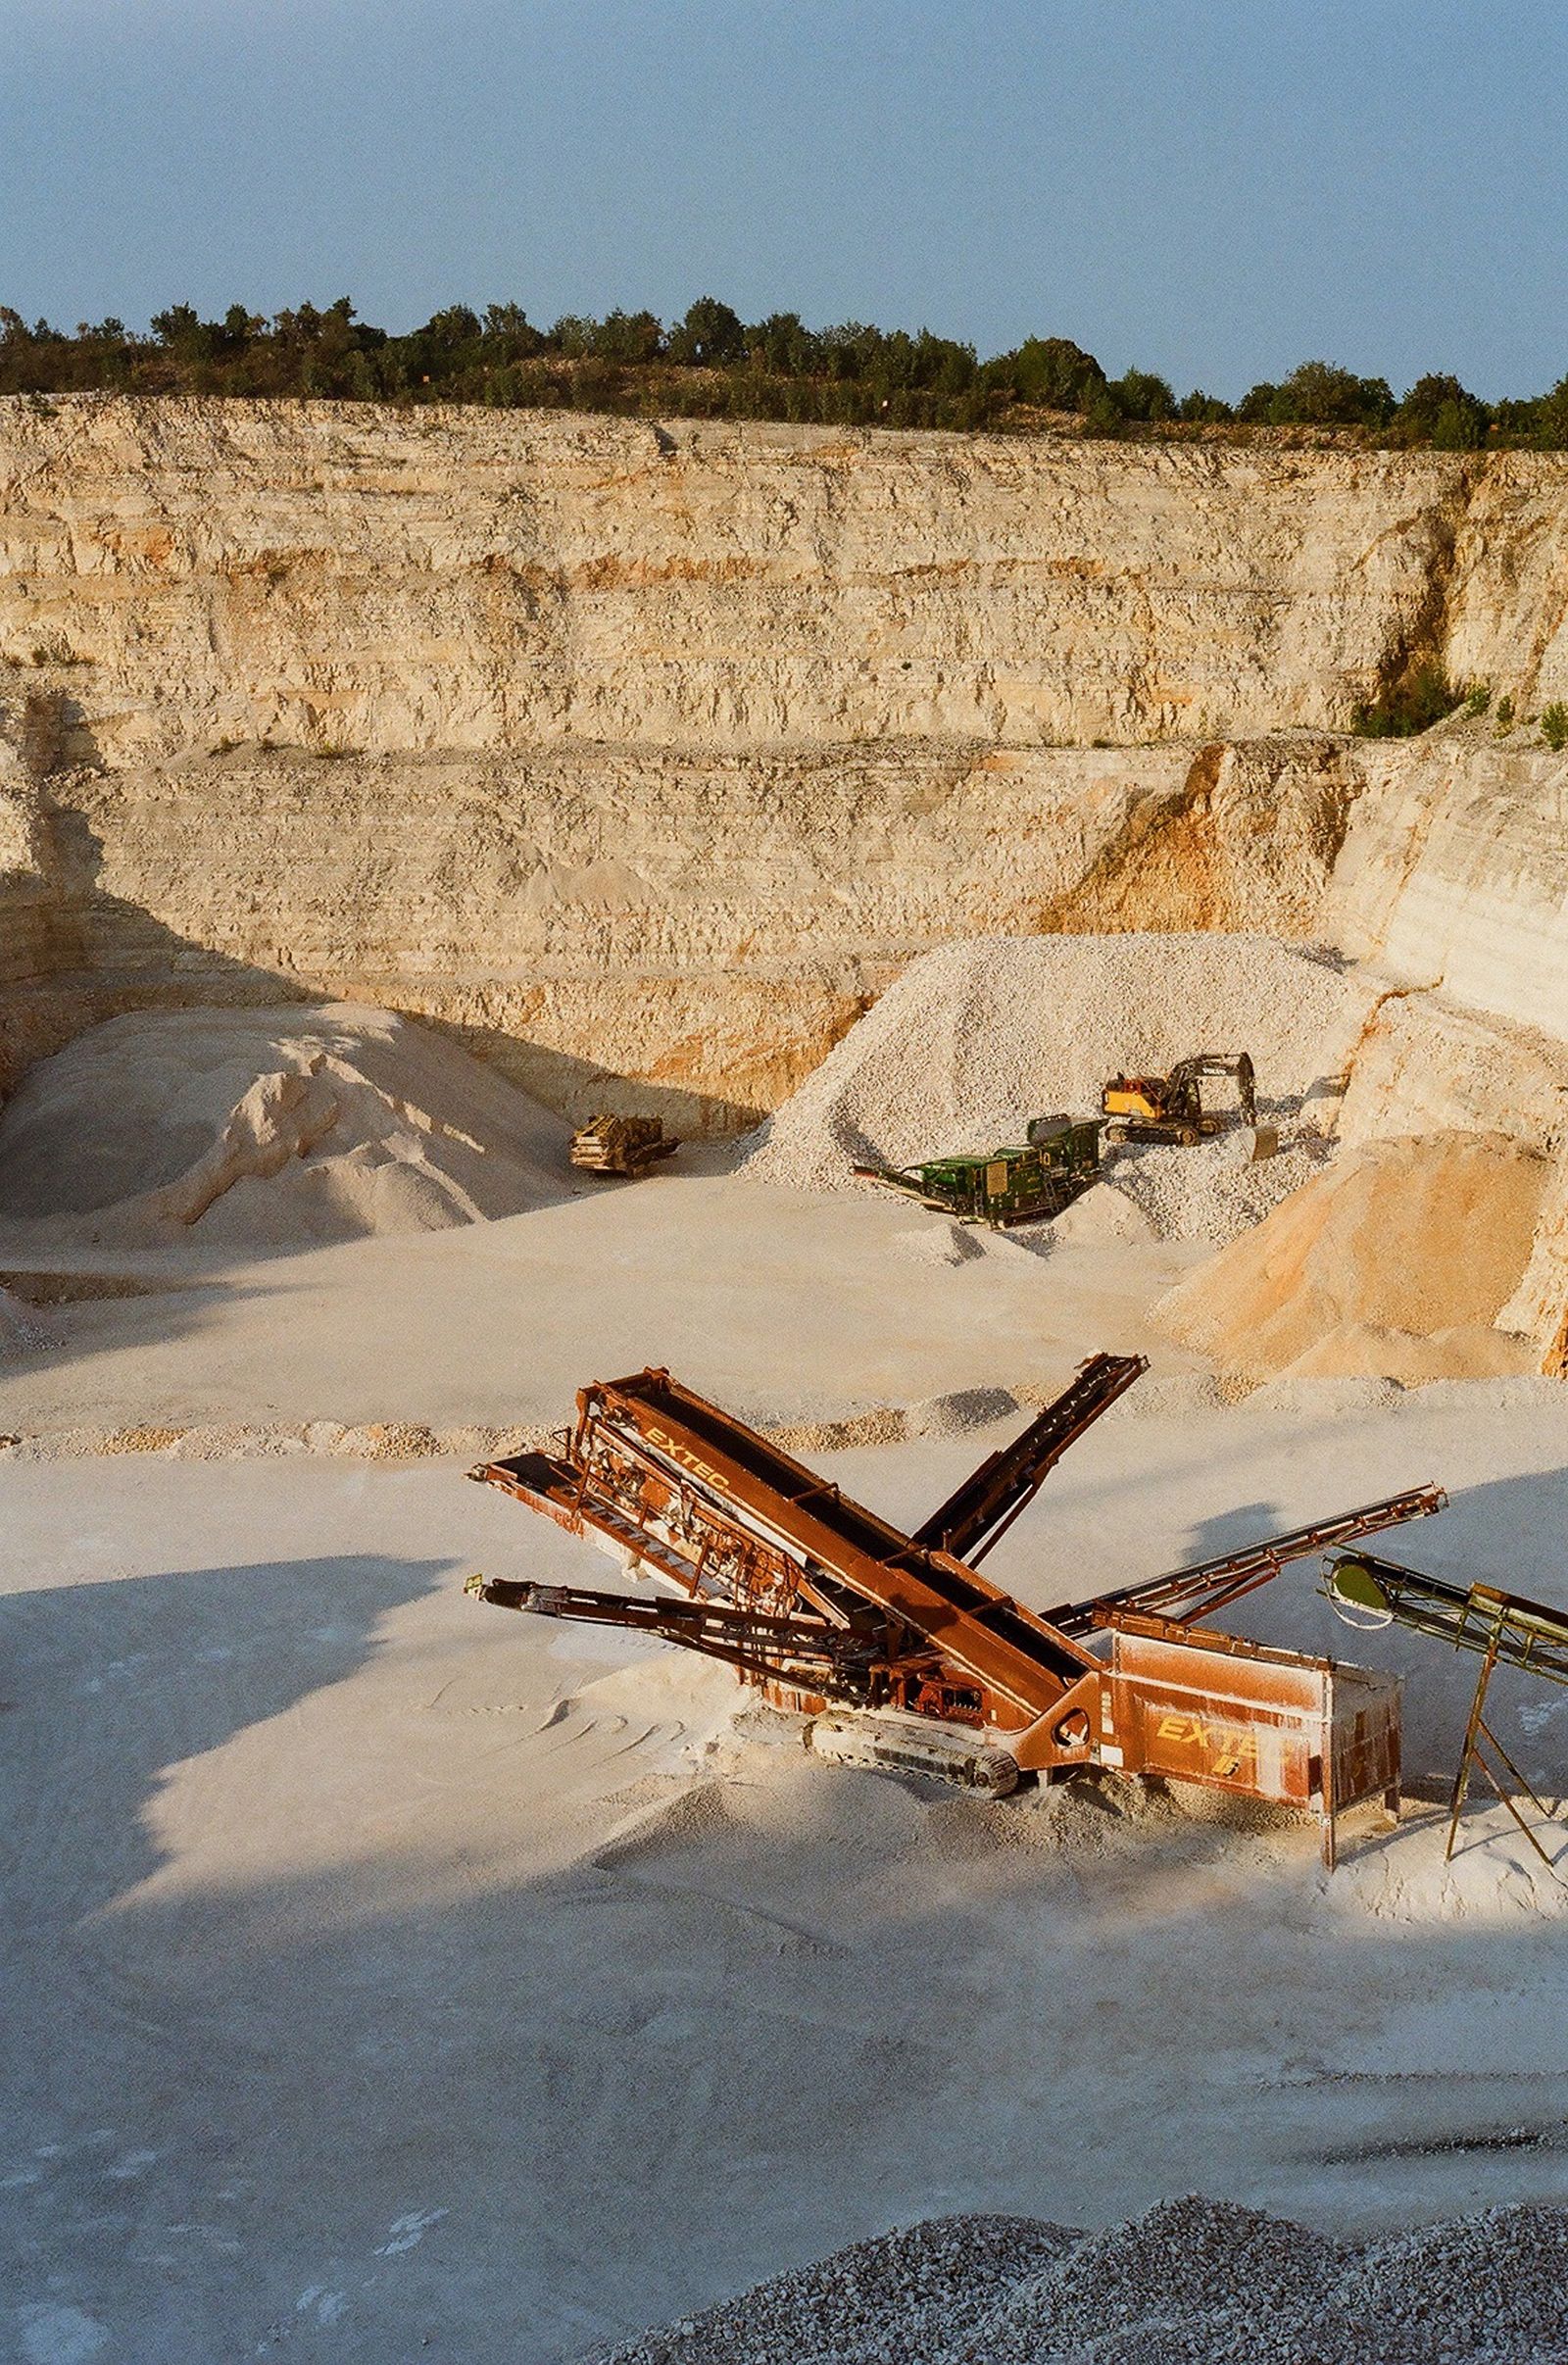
[{"x1": 466, "y1": 1358, "x2": 1444, "y2": 1861}]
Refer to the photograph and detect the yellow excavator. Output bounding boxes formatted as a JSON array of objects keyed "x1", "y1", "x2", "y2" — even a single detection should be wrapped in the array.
[{"x1": 1101, "y1": 1051, "x2": 1255, "y2": 1147}]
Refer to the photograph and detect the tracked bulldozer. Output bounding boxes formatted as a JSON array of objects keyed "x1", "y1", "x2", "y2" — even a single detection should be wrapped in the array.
[
  {"x1": 465, "y1": 1356, "x2": 1444, "y2": 1861},
  {"x1": 568, "y1": 1113, "x2": 679, "y2": 1177},
  {"x1": 1102, "y1": 1051, "x2": 1255, "y2": 1147}
]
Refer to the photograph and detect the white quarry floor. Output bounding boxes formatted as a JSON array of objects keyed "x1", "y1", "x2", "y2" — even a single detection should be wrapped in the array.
[
  {"x1": 6, "y1": 1385, "x2": 1568, "y2": 2363},
  {"x1": 0, "y1": 1167, "x2": 1200, "y2": 1439}
]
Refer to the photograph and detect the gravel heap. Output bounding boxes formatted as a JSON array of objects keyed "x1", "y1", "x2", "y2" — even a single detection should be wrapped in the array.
[
  {"x1": 739, "y1": 934, "x2": 1373, "y2": 1194},
  {"x1": 586, "y1": 2216, "x2": 1078, "y2": 2365},
  {"x1": 1102, "y1": 1127, "x2": 1335, "y2": 1246},
  {"x1": 587, "y1": 2197, "x2": 1568, "y2": 2365}
]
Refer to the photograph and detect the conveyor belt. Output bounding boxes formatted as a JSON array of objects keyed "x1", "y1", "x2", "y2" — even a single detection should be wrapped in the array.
[
  {"x1": 1057, "y1": 1487, "x2": 1447, "y2": 1634},
  {"x1": 913, "y1": 1353, "x2": 1146, "y2": 1562},
  {"x1": 1324, "y1": 1553, "x2": 1568, "y2": 1683},
  {"x1": 585, "y1": 1369, "x2": 1100, "y2": 1710}
]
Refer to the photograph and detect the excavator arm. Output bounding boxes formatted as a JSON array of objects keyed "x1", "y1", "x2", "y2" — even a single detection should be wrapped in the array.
[{"x1": 1166, "y1": 1051, "x2": 1256, "y2": 1125}]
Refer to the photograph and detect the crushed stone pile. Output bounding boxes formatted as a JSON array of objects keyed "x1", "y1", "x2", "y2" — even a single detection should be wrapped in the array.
[
  {"x1": 738, "y1": 933, "x2": 1373, "y2": 1196},
  {"x1": 0, "y1": 1003, "x2": 569, "y2": 1251},
  {"x1": 589, "y1": 2196, "x2": 1568, "y2": 2365},
  {"x1": 1102, "y1": 1127, "x2": 1333, "y2": 1246},
  {"x1": 1155, "y1": 1130, "x2": 1545, "y2": 1385}
]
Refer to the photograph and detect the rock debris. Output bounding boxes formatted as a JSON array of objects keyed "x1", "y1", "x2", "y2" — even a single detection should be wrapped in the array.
[{"x1": 587, "y1": 2196, "x2": 1568, "y2": 2365}]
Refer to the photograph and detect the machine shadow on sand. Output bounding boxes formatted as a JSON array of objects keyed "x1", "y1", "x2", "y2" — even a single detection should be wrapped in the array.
[
  {"x1": 1190, "y1": 1461, "x2": 1568, "y2": 1802},
  {"x1": 5, "y1": 1451, "x2": 1568, "y2": 2362},
  {"x1": 9, "y1": 1654, "x2": 1568, "y2": 2363},
  {"x1": 0, "y1": 1548, "x2": 449, "y2": 1912}
]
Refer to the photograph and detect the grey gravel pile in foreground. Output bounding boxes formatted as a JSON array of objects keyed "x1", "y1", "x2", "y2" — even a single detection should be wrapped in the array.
[{"x1": 586, "y1": 2195, "x2": 1568, "y2": 2364}]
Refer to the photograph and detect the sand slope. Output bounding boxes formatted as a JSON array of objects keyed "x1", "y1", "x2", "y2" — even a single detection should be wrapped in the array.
[
  {"x1": 0, "y1": 1003, "x2": 569, "y2": 1249},
  {"x1": 1154, "y1": 1131, "x2": 1544, "y2": 1383}
]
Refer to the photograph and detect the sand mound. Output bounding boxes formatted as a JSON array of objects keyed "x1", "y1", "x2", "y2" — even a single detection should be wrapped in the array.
[
  {"x1": 1154, "y1": 1131, "x2": 1545, "y2": 1384},
  {"x1": 0, "y1": 1285, "x2": 57, "y2": 1354},
  {"x1": 889, "y1": 1218, "x2": 989, "y2": 1266},
  {"x1": 591, "y1": 2196, "x2": 1568, "y2": 2364},
  {"x1": 0, "y1": 1004, "x2": 568, "y2": 1250},
  {"x1": 1046, "y1": 1180, "x2": 1157, "y2": 1245},
  {"x1": 739, "y1": 933, "x2": 1374, "y2": 1193}
]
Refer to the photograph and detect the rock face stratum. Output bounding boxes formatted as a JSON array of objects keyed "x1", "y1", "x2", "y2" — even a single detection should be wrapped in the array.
[{"x1": 7, "y1": 396, "x2": 1568, "y2": 1146}]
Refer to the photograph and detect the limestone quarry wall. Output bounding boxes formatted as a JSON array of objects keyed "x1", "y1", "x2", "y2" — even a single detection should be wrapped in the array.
[
  {"x1": 9, "y1": 398, "x2": 1568, "y2": 1136},
  {"x1": 0, "y1": 730, "x2": 1363, "y2": 1121},
  {"x1": 0, "y1": 399, "x2": 1518, "y2": 764}
]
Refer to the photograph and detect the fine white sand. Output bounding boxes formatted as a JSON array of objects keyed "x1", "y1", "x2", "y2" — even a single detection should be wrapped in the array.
[
  {"x1": 5, "y1": 1383, "x2": 1568, "y2": 2361},
  {"x1": 5, "y1": 978, "x2": 1568, "y2": 2362},
  {"x1": 0, "y1": 1161, "x2": 1201, "y2": 1440},
  {"x1": 0, "y1": 1004, "x2": 568, "y2": 1250}
]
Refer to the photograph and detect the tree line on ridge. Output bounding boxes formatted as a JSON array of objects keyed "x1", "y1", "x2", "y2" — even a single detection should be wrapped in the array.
[{"x1": 2, "y1": 296, "x2": 1559, "y2": 446}]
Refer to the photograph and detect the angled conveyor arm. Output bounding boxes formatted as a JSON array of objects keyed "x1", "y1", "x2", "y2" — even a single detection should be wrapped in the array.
[
  {"x1": 469, "y1": 1363, "x2": 1102, "y2": 1723},
  {"x1": 464, "y1": 1572, "x2": 867, "y2": 1692},
  {"x1": 912, "y1": 1353, "x2": 1147, "y2": 1564},
  {"x1": 1323, "y1": 1552, "x2": 1568, "y2": 1869},
  {"x1": 1323, "y1": 1553, "x2": 1568, "y2": 1684},
  {"x1": 1056, "y1": 1486, "x2": 1447, "y2": 1634}
]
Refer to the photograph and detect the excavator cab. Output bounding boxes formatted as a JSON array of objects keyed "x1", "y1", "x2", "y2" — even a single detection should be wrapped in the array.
[{"x1": 1102, "y1": 1051, "x2": 1254, "y2": 1147}]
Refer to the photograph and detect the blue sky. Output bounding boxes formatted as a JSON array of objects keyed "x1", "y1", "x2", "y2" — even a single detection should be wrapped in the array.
[{"x1": 3, "y1": 0, "x2": 1564, "y2": 399}]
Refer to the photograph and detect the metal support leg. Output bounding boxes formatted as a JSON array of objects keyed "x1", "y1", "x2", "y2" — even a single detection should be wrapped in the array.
[
  {"x1": 1446, "y1": 1638, "x2": 1561, "y2": 1870},
  {"x1": 1447, "y1": 1640, "x2": 1499, "y2": 1859},
  {"x1": 1321, "y1": 1669, "x2": 1338, "y2": 1871}
]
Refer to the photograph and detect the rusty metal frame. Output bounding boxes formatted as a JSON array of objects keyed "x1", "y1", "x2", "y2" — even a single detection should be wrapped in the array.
[
  {"x1": 913, "y1": 1353, "x2": 1146, "y2": 1562},
  {"x1": 1062, "y1": 1487, "x2": 1447, "y2": 1633},
  {"x1": 467, "y1": 1362, "x2": 1441, "y2": 1835}
]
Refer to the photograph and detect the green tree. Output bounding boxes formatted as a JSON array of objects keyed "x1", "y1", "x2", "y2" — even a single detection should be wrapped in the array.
[
  {"x1": 987, "y1": 334, "x2": 1105, "y2": 411},
  {"x1": 1178, "y1": 389, "x2": 1233, "y2": 423},
  {"x1": 1080, "y1": 387, "x2": 1125, "y2": 437},
  {"x1": 1528, "y1": 376, "x2": 1568, "y2": 448},
  {"x1": 151, "y1": 303, "x2": 204, "y2": 349},
  {"x1": 1235, "y1": 379, "x2": 1279, "y2": 422},
  {"x1": 590, "y1": 309, "x2": 662, "y2": 364},
  {"x1": 1106, "y1": 368, "x2": 1176, "y2": 422},
  {"x1": 482, "y1": 303, "x2": 543, "y2": 359},
  {"x1": 1392, "y1": 373, "x2": 1489, "y2": 449},
  {"x1": 745, "y1": 312, "x2": 822, "y2": 375},
  {"x1": 1352, "y1": 664, "x2": 1460, "y2": 738},
  {"x1": 1265, "y1": 360, "x2": 1395, "y2": 429},
  {"x1": 666, "y1": 296, "x2": 745, "y2": 367}
]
